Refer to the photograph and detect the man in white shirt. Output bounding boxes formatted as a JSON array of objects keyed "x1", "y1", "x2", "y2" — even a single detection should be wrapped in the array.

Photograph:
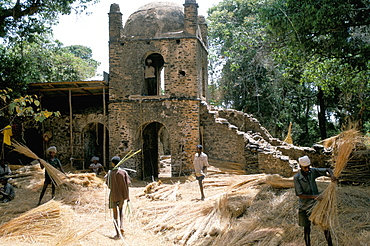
[
  {"x1": 193, "y1": 145, "x2": 209, "y2": 200},
  {"x1": 89, "y1": 156, "x2": 103, "y2": 175},
  {"x1": 144, "y1": 59, "x2": 157, "y2": 95}
]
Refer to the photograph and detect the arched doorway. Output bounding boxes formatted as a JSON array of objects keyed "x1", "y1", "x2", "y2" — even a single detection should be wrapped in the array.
[
  {"x1": 142, "y1": 122, "x2": 171, "y2": 180},
  {"x1": 83, "y1": 122, "x2": 109, "y2": 170}
]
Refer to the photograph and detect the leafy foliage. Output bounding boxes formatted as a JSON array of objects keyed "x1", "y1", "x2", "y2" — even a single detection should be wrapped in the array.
[
  {"x1": 0, "y1": 88, "x2": 60, "y2": 123},
  {"x1": 0, "y1": 0, "x2": 100, "y2": 40},
  {"x1": 208, "y1": 0, "x2": 370, "y2": 145},
  {"x1": 0, "y1": 35, "x2": 100, "y2": 91},
  {"x1": 260, "y1": 0, "x2": 370, "y2": 66},
  {"x1": 0, "y1": 1, "x2": 100, "y2": 127}
]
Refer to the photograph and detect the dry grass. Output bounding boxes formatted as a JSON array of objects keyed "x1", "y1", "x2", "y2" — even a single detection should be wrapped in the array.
[
  {"x1": 0, "y1": 162, "x2": 369, "y2": 246},
  {"x1": 310, "y1": 129, "x2": 362, "y2": 230},
  {"x1": 11, "y1": 141, "x2": 65, "y2": 186}
]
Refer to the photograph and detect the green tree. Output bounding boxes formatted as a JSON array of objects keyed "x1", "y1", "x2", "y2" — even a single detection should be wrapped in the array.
[
  {"x1": 207, "y1": 0, "x2": 370, "y2": 145},
  {"x1": 260, "y1": 0, "x2": 370, "y2": 67},
  {"x1": 207, "y1": 0, "x2": 321, "y2": 144},
  {"x1": 0, "y1": 35, "x2": 100, "y2": 91},
  {"x1": 260, "y1": 0, "x2": 370, "y2": 136},
  {"x1": 0, "y1": 88, "x2": 60, "y2": 127},
  {"x1": 0, "y1": 0, "x2": 99, "y2": 39}
]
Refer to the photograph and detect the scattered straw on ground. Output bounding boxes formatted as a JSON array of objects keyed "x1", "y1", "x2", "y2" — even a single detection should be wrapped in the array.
[{"x1": 1, "y1": 162, "x2": 369, "y2": 246}]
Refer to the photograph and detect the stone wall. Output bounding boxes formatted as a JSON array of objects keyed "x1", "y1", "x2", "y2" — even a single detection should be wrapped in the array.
[
  {"x1": 108, "y1": 98, "x2": 201, "y2": 178},
  {"x1": 40, "y1": 113, "x2": 108, "y2": 168},
  {"x1": 200, "y1": 103, "x2": 331, "y2": 177},
  {"x1": 200, "y1": 102, "x2": 246, "y2": 166}
]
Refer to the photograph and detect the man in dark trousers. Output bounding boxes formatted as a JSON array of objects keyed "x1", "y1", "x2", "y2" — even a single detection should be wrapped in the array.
[
  {"x1": 106, "y1": 156, "x2": 131, "y2": 239},
  {"x1": 38, "y1": 146, "x2": 66, "y2": 205},
  {"x1": 193, "y1": 145, "x2": 209, "y2": 200},
  {"x1": 294, "y1": 155, "x2": 337, "y2": 246}
]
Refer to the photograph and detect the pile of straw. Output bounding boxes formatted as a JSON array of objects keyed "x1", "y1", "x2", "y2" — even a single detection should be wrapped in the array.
[
  {"x1": 0, "y1": 200, "x2": 97, "y2": 245},
  {"x1": 310, "y1": 129, "x2": 362, "y2": 230},
  {"x1": 140, "y1": 181, "x2": 181, "y2": 201},
  {"x1": 139, "y1": 175, "x2": 264, "y2": 245},
  {"x1": 11, "y1": 141, "x2": 65, "y2": 186},
  {"x1": 0, "y1": 200, "x2": 62, "y2": 237},
  {"x1": 64, "y1": 173, "x2": 104, "y2": 188}
]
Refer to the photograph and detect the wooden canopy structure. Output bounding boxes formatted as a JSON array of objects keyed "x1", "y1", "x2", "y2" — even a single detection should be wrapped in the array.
[{"x1": 27, "y1": 80, "x2": 109, "y2": 169}]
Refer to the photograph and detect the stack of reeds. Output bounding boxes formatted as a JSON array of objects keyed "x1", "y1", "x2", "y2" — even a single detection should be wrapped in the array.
[
  {"x1": 0, "y1": 200, "x2": 61, "y2": 237},
  {"x1": 11, "y1": 141, "x2": 65, "y2": 186},
  {"x1": 65, "y1": 173, "x2": 104, "y2": 188},
  {"x1": 309, "y1": 129, "x2": 361, "y2": 230},
  {"x1": 284, "y1": 122, "x2": 293, "y2": 144},
  {"x1": 0, "y1": 200, "x2": 98, "y2": 245},
  {"x1": 340, "y1": 147, "x2": 370, "y2": 184},
  {"x1": 140, "y1": 181, "x2": 181, "y2": 201}
]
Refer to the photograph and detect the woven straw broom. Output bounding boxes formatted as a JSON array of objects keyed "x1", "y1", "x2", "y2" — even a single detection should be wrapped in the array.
[
  {"x1": 11, "y1": 141, "x2": 65, "y2": 186},
  {"x1": 309, "y1": 129, "x2": 361, "y2": 230}
]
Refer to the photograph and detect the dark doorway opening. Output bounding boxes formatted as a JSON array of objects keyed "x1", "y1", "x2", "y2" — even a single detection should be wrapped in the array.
[
  {"x1": 142, "y1": 122, "x2": 171, "y2": 180},
  {"x1": 82, "y1": 122, "x2": 109, "y2": 170}
]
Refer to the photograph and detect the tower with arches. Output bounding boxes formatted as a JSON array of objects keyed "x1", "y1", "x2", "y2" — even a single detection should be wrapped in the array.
[{"x1": 108, "y1": 0, "x2": 208, "y2": 179}]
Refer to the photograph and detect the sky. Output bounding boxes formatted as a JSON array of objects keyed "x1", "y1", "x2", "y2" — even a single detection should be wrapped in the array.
[{"x1": 53, "y1": 0, "x2": 221, "y2": 80}]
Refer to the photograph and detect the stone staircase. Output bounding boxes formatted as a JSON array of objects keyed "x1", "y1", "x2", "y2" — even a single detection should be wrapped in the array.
[{"x1": 200, "y1": 102, "x2": 324, "y2": 177}]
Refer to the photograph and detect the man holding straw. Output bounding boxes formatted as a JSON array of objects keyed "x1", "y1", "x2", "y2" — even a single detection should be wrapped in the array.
[
  {"x1": 38, "y1": 146, "x2": 66, "y2": 206},
  {"x1": 106, "y1": 156, "x2": 131, "y2": 239},
  {"x1": 294, "y1": 155, "x2": 337, "y2": 246}
]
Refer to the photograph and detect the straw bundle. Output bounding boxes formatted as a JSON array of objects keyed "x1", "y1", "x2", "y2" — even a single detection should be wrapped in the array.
[
  {"x1": 309, "y1": 129, "x2": 361, "y2": 230},
  {"x1": 264, "y1": 174, "x2": 294, "y2": 189},
  {"x1": 140, "y1": 177, "x2": 262, "y2": 245},
  {"x1": 284, "y1": 122, "x2": 293, "y2": 144},
  {"x1": 65, "y1": 173, "x2": 104, "y2": 188},
  {"x1": 0, "y1": 200, "x2": 61, "y2": 237},
  {"x1": 11, "y1": 141, "x2": 65, "y2": 186},
  {"x1": 140, "y1": 181, "x2": 182, "y2": 201}
]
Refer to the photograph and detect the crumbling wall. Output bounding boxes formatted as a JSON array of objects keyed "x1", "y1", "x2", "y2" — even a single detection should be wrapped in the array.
[
  {"x1": 200, "y1": 102, "x2": 246, "y2": 166},
  {"x1": 200, "y1": 102, "x2": 331, "y2": 177}
]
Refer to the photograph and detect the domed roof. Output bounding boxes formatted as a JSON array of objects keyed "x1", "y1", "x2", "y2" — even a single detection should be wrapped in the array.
[{"x1": 123, "y1": 2, "x2": 185, "y2": 38}]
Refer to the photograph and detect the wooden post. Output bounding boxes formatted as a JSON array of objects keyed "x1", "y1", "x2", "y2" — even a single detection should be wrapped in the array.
[
  {"x1": 69, "y1": 89, "x2": 74, "y2": 168},
  {"x1": 103, "y1": 87, "x2": 107, "y2": 169}
]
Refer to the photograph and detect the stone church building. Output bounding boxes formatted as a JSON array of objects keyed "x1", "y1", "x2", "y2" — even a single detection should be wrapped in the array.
[{"x1": 23, "y1": 0, "x2": 327, "y2": 180}]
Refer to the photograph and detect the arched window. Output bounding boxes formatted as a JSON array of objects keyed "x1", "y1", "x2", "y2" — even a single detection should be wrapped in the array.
[{"x1": 144, "y1": 53, "x2": 164, "y2": 96}]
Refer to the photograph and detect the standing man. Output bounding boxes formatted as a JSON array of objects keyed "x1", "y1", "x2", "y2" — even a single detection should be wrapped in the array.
[
  {"x1": 293, "y1": 155, "x2": 336, "y2": 246},
  {"x1": 106, "y1": 156, "x2": 131, "y2": 239},
  {"x1": 193, "y1": 145, "x2": 209, "y2": 201},
  {"x1": 0, "y1": 177, "x2": 15, "y2": 203},
  {"x1": 38, "y1": 146, "x2": 66, "y2": 205},
  {"x1": 144, "y1": 59, "x2": 157, "y2": 95}
]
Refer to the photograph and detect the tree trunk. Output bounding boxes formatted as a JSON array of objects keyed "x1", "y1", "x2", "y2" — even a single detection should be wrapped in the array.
[{"x1": 317, "y1": 87, "x2": 327, "y2": 140}]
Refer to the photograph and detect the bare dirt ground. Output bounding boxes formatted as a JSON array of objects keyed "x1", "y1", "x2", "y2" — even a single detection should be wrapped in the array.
[{"x1": 0, "y1": 163, "x2": 369, "y2": 246}]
